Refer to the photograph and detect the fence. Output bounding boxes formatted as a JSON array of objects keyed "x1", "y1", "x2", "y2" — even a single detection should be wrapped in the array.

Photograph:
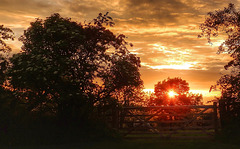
[{"x1": 109, "y1": 103, "x2": 218, "y2": 139}]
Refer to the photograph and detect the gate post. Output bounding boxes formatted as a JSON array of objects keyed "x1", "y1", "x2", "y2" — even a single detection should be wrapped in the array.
[
  {"x1": 218, "y1": 99, "x2": 227, "y2": 129},
  {"x1": 112, "y1": 104, "x2": 119, "y2": 129},
  {"x1": 213, "y1": 102, "x2": 218, "y2": 134}
]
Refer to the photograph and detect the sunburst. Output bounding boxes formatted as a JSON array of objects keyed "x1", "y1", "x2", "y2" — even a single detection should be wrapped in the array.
[{"x1": 168, "y1": 90, "x2": 177, "y2": 98}]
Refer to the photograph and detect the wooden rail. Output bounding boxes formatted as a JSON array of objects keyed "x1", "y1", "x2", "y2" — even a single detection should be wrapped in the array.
[{"x1": 109, "y1": 103, "x2": 219, "y2": 139}]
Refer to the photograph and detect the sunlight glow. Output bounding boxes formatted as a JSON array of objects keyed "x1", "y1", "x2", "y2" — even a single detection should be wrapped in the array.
[
  {"x1": 141, "y1": 43, "x2": 202, "y2": 70},
  {"x1": 209, "y1": 40, "x2": 225, "y2": 47},
  {"x1": 141, "y1": 62, "x2": 194, "y2": 70},
  {"x1": 189, "y1": 90, "x2": 220, "y2": 97},
  {"x1": 143, "y1": 89, "x2": 154, "y2": 92},
  {"x1": 143, "y1": 89, "x2": 154, "y2": 96},
  {"x1": 168, "y1": 90, "x2": 178, "y2": 98},
  {"x1": 150, "y1": 64, "x2": 192, "y2": 70},
  {"x1": 143, "y1": 89, "x2": 221, "y2": 104}
]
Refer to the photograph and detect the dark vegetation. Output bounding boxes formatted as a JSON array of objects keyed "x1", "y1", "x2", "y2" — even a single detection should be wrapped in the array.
[
  {"x1": 0, "y1": 3, "x2": 239, "y2": 147},
  {"x1": 199, "y1": 3, "x2": 240, "y2": 144},
  {"x1": 2, "y1": 139, "x2": 240, "y2": 149},
  {"x1": 0, "y1": 13, "x2": 143, "y2": 145}
]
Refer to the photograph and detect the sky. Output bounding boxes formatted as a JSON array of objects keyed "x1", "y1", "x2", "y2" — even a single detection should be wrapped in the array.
[{"x1": 1, "y1": 0, "x2": 239, "y2": 103}]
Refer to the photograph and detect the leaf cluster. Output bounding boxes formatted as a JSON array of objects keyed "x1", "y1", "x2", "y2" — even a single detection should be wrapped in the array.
[{"x1": 199, "y1": 3, "x2": 240, "y2": 70}]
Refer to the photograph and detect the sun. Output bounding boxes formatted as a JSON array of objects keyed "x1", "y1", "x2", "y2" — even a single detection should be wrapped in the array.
[{"x1": 168, "y1": 90, "x2": 177, "y2": 98}]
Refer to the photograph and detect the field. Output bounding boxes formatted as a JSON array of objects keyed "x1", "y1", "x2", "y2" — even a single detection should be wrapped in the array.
[{"x1": 2, "y1": 139, "x2": 239, "y2": 149}]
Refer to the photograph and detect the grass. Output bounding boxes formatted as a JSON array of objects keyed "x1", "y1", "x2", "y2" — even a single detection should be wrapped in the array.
[{"x1": 1, "y1": 138, "x2": 240, "y2": 149}]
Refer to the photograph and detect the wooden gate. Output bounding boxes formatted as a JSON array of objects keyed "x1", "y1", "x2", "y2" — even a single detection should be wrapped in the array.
[{"x1": 113, "y1": 103, "x2": 218, "y2": 139}]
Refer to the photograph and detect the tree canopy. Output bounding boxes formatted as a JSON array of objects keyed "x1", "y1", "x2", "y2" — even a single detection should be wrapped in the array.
[
  {"x1": 199, "y1": 3, "x2": 240, "y2": 70},
  {"x1": 200, "y1": 3, "x2": 240, "y2": 102},
  {"x1": 7, "y1": 13, "x2": 142, "y2": 120},
  {"x1": 0, "y1": 25, "x2": 14, "y2": 85},
  {"x1": 0, "y1": 25, "x2": 14, "y2": 53},
  {"x1": 150, "y1": 77, "x2": 202, "y2": 106},
  {"x1": 200, "y1": 3, "x2": 240, "y2": 132}
]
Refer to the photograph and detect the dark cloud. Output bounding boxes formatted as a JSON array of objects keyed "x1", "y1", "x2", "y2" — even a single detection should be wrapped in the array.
[
  {"x1": 0, "y1": 0, "x2": 54, "y2": 15},
  {"x1": 118, "y1": 0, "x2": 201, "y2": 26}
]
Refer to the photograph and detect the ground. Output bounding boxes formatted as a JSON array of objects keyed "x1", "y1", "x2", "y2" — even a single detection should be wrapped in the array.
[{"x1": 2, "y1": 138, "x2": 239, "y2": 149}]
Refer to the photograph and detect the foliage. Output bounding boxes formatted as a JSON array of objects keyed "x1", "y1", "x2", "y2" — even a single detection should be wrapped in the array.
[
  {"x1": 0, "y1": 25, "x2": 20, "y2": 145},
  {"x1": 0, "y1": 25, "x2": 14, "y2": 85},
  {"x1": 199, "y1": 3, "x2": 240, "y2": 104},
  {"x1": 7, "y1": 13, "x2": 142, "y2": 122},
  {"x1": 0, "y1": 25, "x2": 14, "y2": 53},
  {"x1": 199, "y1": 3, "x2": 240, "y2": 139},
  {"x1": 150, "y1": 77, "x2": 202, "y2": 106},
  {"x1": 199, "y1": 3, "x2": 240, "y2": 70}
]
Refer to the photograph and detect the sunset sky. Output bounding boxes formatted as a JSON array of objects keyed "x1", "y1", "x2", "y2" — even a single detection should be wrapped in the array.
[{"x1": 1, "y1": 0, "x2": 239, "y2": 103}]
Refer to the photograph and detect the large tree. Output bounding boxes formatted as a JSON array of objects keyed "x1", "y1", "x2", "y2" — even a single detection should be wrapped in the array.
[
  {"x1": 199, "y1": 3, "x2": 240, "y2": 130},
  {"x1": 0, "y1": 25, "x2": 14, "y2": 85},
  {"x1": 199, "y1": 3, "x2": 240, "y2": 102},
  {"x1": 150, "y1": 77, "x2": 202, "y2": 106},
  {"x1": 199, "y1": 3, "x2": 240, "y2": 71},
  {"x1": 8, "y1": 13, "x2": 142, "y2": 121}
]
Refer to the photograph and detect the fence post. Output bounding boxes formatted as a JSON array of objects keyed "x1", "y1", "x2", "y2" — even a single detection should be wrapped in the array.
[
  {"x1": 115, "y1": 105, "x2": 119, "y2": 129},
  {"x1": 218, "y1": 99, "x2": 227, "y2": 129},
  {"x1": 112, "y1": 104, "x2": 119, "y2": 129},
  {"x1": 213, "y1": 102, "x2": 218, "y2": 134}
]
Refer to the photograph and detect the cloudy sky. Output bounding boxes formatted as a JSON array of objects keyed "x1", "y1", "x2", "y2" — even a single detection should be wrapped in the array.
[{"x1": 1, "y1": 0, "x2": 239, "y2": 103}]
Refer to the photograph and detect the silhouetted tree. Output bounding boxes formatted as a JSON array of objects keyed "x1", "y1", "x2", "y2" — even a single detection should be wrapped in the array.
[
  {"x1": 200, "y1": 3, "x2": 240, "y2": 101},
  {"x1": 200, "y1": 3, "x2": 240, "y2": 135},
  {"x1": 0, "y1": 25, "x2": 21, "y2": 144},
  {"x1": 199, "y1": 3, "x2": 240, "y2": 71},
  {"x1": 101, "y1": 54, "x2": 143, "y2": 106},
  {"x1": 0, "y1": 25, "x2": 15, "y2": 115},
  {"x1": 150, "y1": 77, "x2": 202, "y2": 106},
  {"x1": 7, "y1": 13, "x2": 142, "y2": 122},
  {"x1": 0, "y1": 25, "x2": 14, "y2": 85},
  {"x1": 0, "y1": 25, "x2": 14, "y2": 52}
]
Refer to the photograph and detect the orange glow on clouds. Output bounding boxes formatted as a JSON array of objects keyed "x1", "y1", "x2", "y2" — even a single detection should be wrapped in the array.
[{"x1": 141, "y1": 62, "x2": 197, "y2": 70}]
